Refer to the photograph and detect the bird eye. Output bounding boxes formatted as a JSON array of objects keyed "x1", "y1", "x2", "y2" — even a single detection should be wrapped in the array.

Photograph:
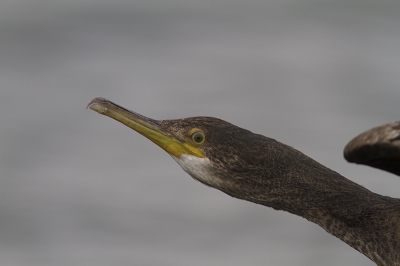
[{"x1": 191, "y1": 131, "x2": 206, "y2": 144}]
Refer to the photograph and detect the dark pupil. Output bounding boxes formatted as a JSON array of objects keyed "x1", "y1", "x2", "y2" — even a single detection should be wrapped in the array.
[{"x1": 194, "y1": 133, "x2": 203, "y2": 142}]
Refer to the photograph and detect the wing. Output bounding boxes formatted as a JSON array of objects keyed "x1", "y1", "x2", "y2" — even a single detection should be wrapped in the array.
[{"x1": 344, "y1": 121, "x2": 400, "y2": 176}]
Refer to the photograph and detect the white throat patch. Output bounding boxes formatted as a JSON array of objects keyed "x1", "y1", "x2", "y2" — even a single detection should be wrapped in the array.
[{"x1": 171, "y1": 154, "x2": 223, "y2": 188}]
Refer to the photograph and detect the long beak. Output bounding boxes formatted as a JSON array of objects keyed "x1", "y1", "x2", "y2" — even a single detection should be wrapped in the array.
[{"x1": 87, "y1": 97, "x2": 204, "y2": 158}]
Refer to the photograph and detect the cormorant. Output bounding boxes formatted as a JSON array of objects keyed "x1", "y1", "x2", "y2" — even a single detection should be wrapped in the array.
[{"x1": 87, "y1": 97, "x2": 400, "y2": 266}]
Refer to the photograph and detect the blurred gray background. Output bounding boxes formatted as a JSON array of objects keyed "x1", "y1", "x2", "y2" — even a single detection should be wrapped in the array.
[{"x1": 1, "y1": 1, "x2": 399, "y2": 265}]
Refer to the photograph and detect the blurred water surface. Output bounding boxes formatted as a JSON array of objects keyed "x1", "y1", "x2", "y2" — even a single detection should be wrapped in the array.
[{"x1": 1, "y1": 1, "x2": 400, "y2": 266}]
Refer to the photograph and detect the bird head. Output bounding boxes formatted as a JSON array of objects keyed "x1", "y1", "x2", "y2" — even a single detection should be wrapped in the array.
[{"x1": 87, "y1": 97, "x2": 277, "y2": 197}]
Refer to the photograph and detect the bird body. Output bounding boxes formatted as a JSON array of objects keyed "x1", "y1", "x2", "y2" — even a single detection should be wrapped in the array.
[
  {"x1": 87, "y1": 97, "x2": 400, "y2": 266},
  {"x1": 345, "y1": 121, "x2": 400, "y2": 176}
]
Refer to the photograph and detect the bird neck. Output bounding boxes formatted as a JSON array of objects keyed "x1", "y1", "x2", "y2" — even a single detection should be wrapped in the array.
[{"x1": 229, "y1": 148, "x2": 400, "y2": 266}]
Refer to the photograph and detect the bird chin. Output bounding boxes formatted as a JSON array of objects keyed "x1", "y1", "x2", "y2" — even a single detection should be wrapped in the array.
[{"x1": 171, "y1": 154, "x2": 224, "y2": 189}]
